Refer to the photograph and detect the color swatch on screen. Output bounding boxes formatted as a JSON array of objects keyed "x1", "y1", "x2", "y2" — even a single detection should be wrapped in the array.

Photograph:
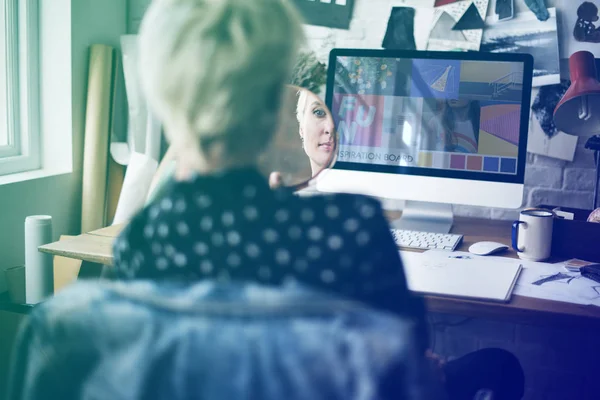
[
  {"x1": 418, "y1": 152, "x2": 433, "y2": 167},
  {"x1": 483, "y1": 157, "x2": 500, "y2": 172},
  {"x1": 466, "y1": 155, "x2": 483, "y2": 171},
  {"x1": 450, "y1": 154, "x2": 466, "y2": 169},
  {"x1": 500, "y1": 158, "x2": 517, "y2": 174}
]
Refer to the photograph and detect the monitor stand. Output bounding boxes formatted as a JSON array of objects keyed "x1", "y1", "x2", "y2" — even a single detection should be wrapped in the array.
[{"x1": 390, "y1": 201, "x2": 454, "y2": 234}]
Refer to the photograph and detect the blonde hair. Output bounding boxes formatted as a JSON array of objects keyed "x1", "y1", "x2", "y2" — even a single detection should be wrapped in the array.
[{"x1": 138, "y1": 0, "x2": 304, "y2": 165}]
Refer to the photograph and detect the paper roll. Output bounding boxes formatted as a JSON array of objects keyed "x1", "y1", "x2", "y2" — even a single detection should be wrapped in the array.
[
  {"x1": 81, "y1": 44, "x2": 115, "y2": 233},
  {"x1": 25, "y1": 216, "x2": 54, "y2": 304}
]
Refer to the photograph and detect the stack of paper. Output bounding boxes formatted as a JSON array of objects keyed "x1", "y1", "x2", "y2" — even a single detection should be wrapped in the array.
[
  {"x1": 404, "y1": 250, "x2": 600, "y2": 307},
  {"x1": 399, "y1": 250, "x2": 521, "y2": 302}
]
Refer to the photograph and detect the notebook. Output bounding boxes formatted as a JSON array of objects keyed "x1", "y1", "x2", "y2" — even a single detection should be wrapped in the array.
[{"x1": 399, "y1": 251, "x2": 522, "y2": 303}]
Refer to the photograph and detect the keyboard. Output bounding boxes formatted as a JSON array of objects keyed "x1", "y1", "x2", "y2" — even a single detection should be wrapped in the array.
[{"x1": 390, "y1": 229, "x2": 463, "y2": 251}]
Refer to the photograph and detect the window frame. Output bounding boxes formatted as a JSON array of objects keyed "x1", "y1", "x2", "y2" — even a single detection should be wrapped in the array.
[{"x1": 0, "y1": 0, "x2": 40, "y2": 176}]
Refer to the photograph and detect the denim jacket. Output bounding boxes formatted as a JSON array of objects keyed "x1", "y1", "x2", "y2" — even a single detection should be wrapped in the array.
[{"x1": 8, "y1": 280, "x2": 444, "y2": 400}]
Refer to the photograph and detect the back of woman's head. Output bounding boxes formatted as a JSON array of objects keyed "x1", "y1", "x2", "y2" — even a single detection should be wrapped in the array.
[{"x1": 138, "y1": 0, "x2": 304, "y2": 166}]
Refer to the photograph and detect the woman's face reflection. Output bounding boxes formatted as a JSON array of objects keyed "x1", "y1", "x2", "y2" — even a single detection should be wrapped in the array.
[{"x1": 298, "y1": 90, "x2": 335, "y2": 174}]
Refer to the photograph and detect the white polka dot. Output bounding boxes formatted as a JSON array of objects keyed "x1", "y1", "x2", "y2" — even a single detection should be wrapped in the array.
[
  {"x1": 227, "y1": 253, "x2": 241, "y2": 267},
  {"x1": 149, "y1": 206, "x2": 160, "y2": 219},
  {"x1": 288, "y1": 226, "x2": 302, "y2": 240},
  {"x1": 307, "y1": 246, "x2": 322, "y2": 260},
  {"x1": 243, "y1": 206, "x2": 259, "y2": 221},
  {"x1": 328, "y1": 235, "x2": 343, "y2": 250},
  {"x1": 325, "y1": 205, "x2": 340, "y2": 219},
  {"x1": 164, "y1": 245, "x2": 176, "y2": 257},
  {"x1": 321, "y1": 269, "x2": 336, "y2": 283},
  {"x1": 157, "y1": 223, "x2": 169, "y2": 238},
  {"x1": 217, "y1": 270, "x2": 231, "y2": 282},
  {"x1": 282, "y1": 275, "x2": 297, "y2": 286},
  {"x1": 132, "y1": 252, "x2": 144, "y2": 269},
  {"x1": 360, "y1": 203, "x2": 375, "y2": 219},
  {"x1": 227, "y1": 231, "x2": 241, "y2": 246},
  {"x1": 340, "y1": 255, "x2": 352, "y2": 268},
  {"x1": 133, "y1": 251, "x2": 144, "y2": 264},
  {"x1": 200, "y1": 260, "x2": 213, "y2": 274},
  {"x1": 194, "y1": 242, "x2": 209, "y2": 256},
  {"x1": 258, "y1": 266, "x2": 272, "y2": 279},
  {"x1": 263, "y1": 229, "x2": 278, "y2": 243},
  {"x1": 161, "y1": 198, "x2": 173, "y2": 211},
  {"x1": 174, "y1": 253, "x2": 187, "y2": 267},
  {"x1": 275, "y1": 209, "x2": 290, "y2": 223},
  {"x1": 174, "y1": 199, "x2": 187, "y2": 213},
  {"x1": 200, "y1": 217, "x2": 213, "y2": 231},
  {"x1": 156, "y1": 258, "x2": 169, "y2": 270},
  {"x1": 211, "y1": 232, "x2": 224, "y2": 246},
  {"x1": 356, "y1": 231, "x2": 370, "y2": 246},
  {"x1": 243, "y1": 185, "x2": 257, "y2": 199},
  {"x1": 222, "y1": 211, "x2": 235, "y2": 226},
  {"x1": 344, "y1": 218, "x2": 359, "y2": 233},
  {"x1": 118, "y1": 239, "x2": 128, "y2": 251},
  {"x1": 196, "y1": 194, "x2": 212, "y2": 208},
  {"x1": 245, "y1": 243, "x2": 260, "y2": 258},
  {"x1": 152, "y1": 242, "x2": 162, "y2": 255},
  {"x1": 143, "y1": 225, "x2": 154, "y2": 239},
  {"x1": 294, "y1": 259, "x2": 308, "y2": 272},
  {"x1": 176, "y1": 221, "x2": 189, "y2": 236},
  {"x1": 308, "y1": 227, "x2": 323, "y2": 241},
  {"x1": 275, "y1": 249, "x2": 291, "y2": 265},
  {"x1": 301, "y1": 209, "x2": 315, "y2": 223}
]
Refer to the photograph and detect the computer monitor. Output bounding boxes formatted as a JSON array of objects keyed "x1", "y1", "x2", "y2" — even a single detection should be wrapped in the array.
[{"x1": 316, "y1": 49, "x2": 534, "y2": 233}]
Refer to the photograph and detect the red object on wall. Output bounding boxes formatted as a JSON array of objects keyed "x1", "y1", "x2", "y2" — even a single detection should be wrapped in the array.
[
  {"x1": 435, "y1": 0, "x2": 462, "y2": 6},
  {"x1": 554, "y1": 51, "x2": 600, "y2": 135}
]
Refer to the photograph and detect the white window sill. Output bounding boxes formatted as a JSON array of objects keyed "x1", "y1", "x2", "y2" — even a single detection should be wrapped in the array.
[{"x1": 0, "y1": 168, "x2": 71, "y2": 186}]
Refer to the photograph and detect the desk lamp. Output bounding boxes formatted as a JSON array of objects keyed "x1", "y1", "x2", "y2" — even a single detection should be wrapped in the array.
[{"x1": 554, "y1": 50, "x2": 600, "y2": 210}]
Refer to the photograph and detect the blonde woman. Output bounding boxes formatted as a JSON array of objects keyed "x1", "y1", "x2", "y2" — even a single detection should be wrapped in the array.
[
  {"x1": 113, "y1": 0, "x2": 420, "y2": 332},
  {"x1": 112, "y1": 1, "x2": 524, "y2": 399}
]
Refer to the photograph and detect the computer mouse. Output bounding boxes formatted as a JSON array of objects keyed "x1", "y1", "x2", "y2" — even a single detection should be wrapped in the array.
[{"x1": 468, "y1": 241, "x2": 509, "y2": 256}]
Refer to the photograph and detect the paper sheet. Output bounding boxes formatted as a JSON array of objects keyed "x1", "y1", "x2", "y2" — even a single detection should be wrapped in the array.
[
  {"x1": 481, "y1": 8, "x2": 560, "y2": 87},
  {"x1": 112, "y1": 152, "x2": 158, "y2": 225},
  {"x1": 427, "y1": 0, "x2": 489, "y2": 51},
  {"x1": 81, "y1": 45, "x2": 115, "y2": 233},
  {"x1": 399, "y1": 250, "x2": 521, "y2": 301},
  {"x1": 414, "y1": 250, "x2": 600, "y2": 307}
]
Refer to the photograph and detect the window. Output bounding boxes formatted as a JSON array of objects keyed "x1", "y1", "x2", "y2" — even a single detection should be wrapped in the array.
[{"x1": 0, "y1": 0, "x2": 40, "y2": 176}]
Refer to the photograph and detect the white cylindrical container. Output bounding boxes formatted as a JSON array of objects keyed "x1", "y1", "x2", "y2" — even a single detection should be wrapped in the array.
[{"x1": 25, "y1": 215, "x2": 54, "y2": 303}]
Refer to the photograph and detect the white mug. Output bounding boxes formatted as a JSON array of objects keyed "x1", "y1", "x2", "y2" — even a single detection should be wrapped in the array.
[{"x1": 512, "y1": 208, "x2": 554, "y2": 261}]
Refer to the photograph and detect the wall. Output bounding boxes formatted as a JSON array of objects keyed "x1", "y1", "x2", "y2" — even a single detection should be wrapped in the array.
[
  {"x1": 128, "y1": 0, "x2": 597, "y2": 221},
  {"x1": 0, "y1": 1, "x2": 127, "y2": 292}
]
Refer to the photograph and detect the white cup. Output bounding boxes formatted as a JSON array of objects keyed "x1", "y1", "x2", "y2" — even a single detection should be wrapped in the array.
[{"x1": 512, "y1": 208, "x2": 554, "y2": 261}]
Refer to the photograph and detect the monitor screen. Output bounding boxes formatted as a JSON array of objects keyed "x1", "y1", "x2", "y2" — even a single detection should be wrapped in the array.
[{"x1": 326, "y1": 50, "x2": 533, "y2": 184}]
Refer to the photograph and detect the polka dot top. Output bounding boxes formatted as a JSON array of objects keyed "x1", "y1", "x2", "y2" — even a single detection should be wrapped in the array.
[{"x1": 113, "y1": 167, "x2": 426, "y2": 345}]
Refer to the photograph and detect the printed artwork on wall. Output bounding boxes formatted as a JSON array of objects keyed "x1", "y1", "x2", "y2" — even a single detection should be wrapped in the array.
[
  {"x1": 481, "y1": 7, "x2": 560, "y2": 87},
  {"x1": 558, "y1": 0, "x2": 600, "y2": 59},
  {"x1": 427, "y1": 0, "x2": 490, "y2": 51},
  {"x1": 292, "y1": 0, "x2": 355, "y2": 29},
  {"x1": 527, "y1": 86, "x2": 578, "y2": 162}
]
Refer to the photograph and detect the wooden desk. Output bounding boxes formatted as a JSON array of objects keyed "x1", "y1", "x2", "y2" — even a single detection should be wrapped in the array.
[{"x1": 39, "y1": 217, "x2": 600, "y2": 328}]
